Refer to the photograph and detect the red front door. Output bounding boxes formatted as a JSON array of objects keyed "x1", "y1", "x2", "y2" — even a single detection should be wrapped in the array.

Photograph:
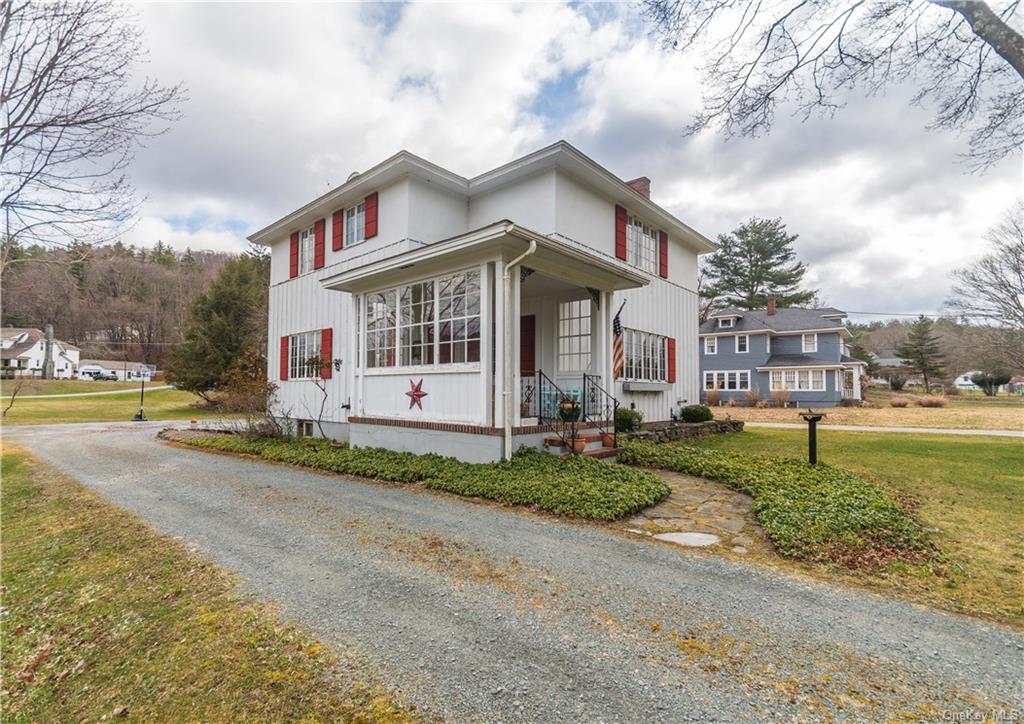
[{"x1": 520, "y1": 315, "x2": 536, "y2": 374}]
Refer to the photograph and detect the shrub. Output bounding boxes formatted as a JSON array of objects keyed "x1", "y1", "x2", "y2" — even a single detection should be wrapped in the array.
[
  {"x1": 615, "y1": 406, "x2": 644, "y2": 433},
  {"x1": 916, "y1": 395, "x2": 947, "y2": 407},
  {"x1": 769, "y1": 388, "x2": 790, "y2": 407},
  {"x1": 705, "y1": 387, "x2": 720, "y2": 406},
  {"x1": 944, "y1": 385, "x2": 961, "y2": 397},
  {"x1": 178, "y1": 436, "x2": 670, "y2": 521},
  {"x1": 618, "y1": 441, "x2": 932, "y2": 566},
  {"x1": 744, "y1": 385, "x2": 760, "y2": 407},
  {"x1": 889, "y1": 397, "x2": 909, "y2": 407},
  {"x1": 679, "y1": 404, "x2": 713, "y2": 423}
]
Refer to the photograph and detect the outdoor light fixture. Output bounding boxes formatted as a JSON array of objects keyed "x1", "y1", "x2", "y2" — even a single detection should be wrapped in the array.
[{"x1": 800, "y1": 409, "x2": 825, "y2": 465}]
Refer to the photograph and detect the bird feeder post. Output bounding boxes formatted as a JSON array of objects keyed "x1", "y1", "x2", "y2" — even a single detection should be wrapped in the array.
[{"x1": 800, "y1": 409, "x2": 825, "y2": 465}]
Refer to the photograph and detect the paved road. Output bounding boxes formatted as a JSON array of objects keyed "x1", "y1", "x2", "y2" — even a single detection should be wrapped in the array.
[
  {"x1": 9, "y1": 423, "x2": 1022, "y2": 722},
  {"x1": 744, "y1": 421, "x2": 1023, "y2": 437},
  {"x1": 3, "y1": 384, "x2": 173, "y2": 399}
]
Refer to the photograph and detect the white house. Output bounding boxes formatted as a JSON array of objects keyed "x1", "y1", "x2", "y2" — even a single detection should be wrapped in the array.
[
  {"x1": 251, "y1": 142, "x2": 715, "y2": 462},
  {"x1": 1, "y1": 328, "x2": 80, "y2": 379},
  {"x1": 78, "y1": 359, "x2": 155, "y2": 381}
]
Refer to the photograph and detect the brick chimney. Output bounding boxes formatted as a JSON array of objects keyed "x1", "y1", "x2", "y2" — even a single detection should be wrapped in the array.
[
  {"x1": 767, "y1": 298, "x2": 777, "y2": 316},
  {"x1": 626, "y1": 176, "x2": 651, "y2": 198}
]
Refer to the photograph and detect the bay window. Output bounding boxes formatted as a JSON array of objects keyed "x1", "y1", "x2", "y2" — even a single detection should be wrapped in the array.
[
  {"x1": 364, "y1": 269, "x2": 480, "y2": 369},
  {"x1": 627, "y1": 215, "x2": 659, "y2": 274},
  {"x1": 623, "y1": 328, "x2": 667, "y2": 382},
  {"x1": 288, "y1": 330, "x2": 321, "y2": 379},
  {"x1": 770, "y1": 369, "x2": 826, "y2": 391},
  {"x1": 558, "y1": 299, "x2": 591, "y2": 372},
  {"x1": 703, "y1": 370, "x2": 750, "y2": 391}
]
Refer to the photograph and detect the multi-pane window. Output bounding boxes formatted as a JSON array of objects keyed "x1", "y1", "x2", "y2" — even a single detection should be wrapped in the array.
[
  {"x1": 363, "y1": 269, "x2": 481, "y2": 368},
  {"x1": 365, "y1": 289, "x2": 397, "y2": 368},
  {"x1": 623, "y1": 328, "x2": 667, "y2": 382},
  {"x1": 718, "y1": 318, "x2": 734, "y2": 328},
  {"x1": 736, "y1": 334, "x2": 749, "y2": 353},
  {"x1": 802, "y1": 333, "x2": 818, "y2": 353},
  {"x1": 346, "y1": 202, "x2": 366, "y2": 246},
  {"x1": 770, "y1": 369, "x2": 826, "y2": 391},
  {"x1": 558, "y1": 299, "x2": 591, "y2": 372},
  {"x1": 298, "y1": 226, "x2": 315, "y2": 274},
  {"x1": 627, "y1": 215, "x2": 658, "y2": 274},
  {"x1": 400, "y1": 281, "x2": 434, "y2": 366},
  {"x1": 704, "y1": 370, "x2": 750, "y2": 390},
  {"x1": 288, "y1": 330, "x2": 321, "y2": 379},
  {"x1": 704, "y1": 336, "x2": 717, "y2": 355}
]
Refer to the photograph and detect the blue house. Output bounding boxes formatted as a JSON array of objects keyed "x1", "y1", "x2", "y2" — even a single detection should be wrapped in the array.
[{"x1": 698, "y1": 302, "x2": 866, "y2": 407}]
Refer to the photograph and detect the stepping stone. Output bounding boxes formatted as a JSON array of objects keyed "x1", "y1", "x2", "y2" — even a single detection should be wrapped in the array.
[
  {"x1": 732, "y1": 534, "x2": 754, "y2": 547},
  {"x1": 732, "y1": 545, "x2": 748, "y2": 554},
  {"x1": 707, "y1": 515, "x2": 747, "y2": 534},
  {"x1": 653, "y1": 532, "x2": 721, "y2": 547}
]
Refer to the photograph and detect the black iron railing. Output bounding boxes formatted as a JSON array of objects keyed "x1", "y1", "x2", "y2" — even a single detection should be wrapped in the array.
[
  {"x1": 533, "y1": 369, "x2": 579, "y2": 452},
  {"x1": 582, "y1": 373, "x2": 618, "y2": 448}
]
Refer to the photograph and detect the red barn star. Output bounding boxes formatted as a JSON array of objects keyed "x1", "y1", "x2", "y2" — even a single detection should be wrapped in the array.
[{"x1": 406, "y1": 378, "x2": 428, "y2": 409}]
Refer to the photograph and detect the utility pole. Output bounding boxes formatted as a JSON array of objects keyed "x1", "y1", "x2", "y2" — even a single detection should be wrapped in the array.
[{"x1": 42, "y1": 324, "x2": 55, "y2": 379}]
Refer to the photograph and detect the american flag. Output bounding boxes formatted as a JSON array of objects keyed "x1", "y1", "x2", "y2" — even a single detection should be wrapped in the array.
[{"x1": 612, "y1": 301, "x2": 625, "y2": 379}]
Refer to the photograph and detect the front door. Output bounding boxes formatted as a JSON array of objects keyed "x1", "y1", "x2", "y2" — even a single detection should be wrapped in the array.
[{"x1": 519, "y1": 315, "x2": 536, "y2": 374}]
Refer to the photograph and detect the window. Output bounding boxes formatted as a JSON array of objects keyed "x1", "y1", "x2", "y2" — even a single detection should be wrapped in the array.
[
  {"x1": 288, "y1": 330, "x2": 322, "y2": 379},
  {"x1": 718, "y1": 318, "x2": 734, "y2": 328},
  {"x1": 345, "y1": 202, "x2": 366, "y2": 246},
  {"x1": 626, "y1": 215, "x2": 658, "y2": 274},
  {"x1": 622, "y1": 328, "x2": 667, "y2": 382},
  {"x1": 736, "y1": 334, "x2": 749, "y2": 353},
  {"x1": 802, "y1": 333, "x2": 818, "y2": 353},
  {"x1": 558, "y1": 299, "x2": 591, "y2": 372},
  {"x1": 363, "y1": 269, "x2": 481, "y2": 369},
  {"x1": 297, "y1": 420, "x2": 315, "y2": 437},
  {"x1": 703, "y1": 371, "x2": 750, "y2": 390},
  {"x1": 704, "y1": 337, "x2": 717, "y2": 355},
  {"x1": 298, "y1": 226, "x2": 315, "y2": 274},
  {"x1": 770, "y1": 369, "x2": 826, "y2": 391}
]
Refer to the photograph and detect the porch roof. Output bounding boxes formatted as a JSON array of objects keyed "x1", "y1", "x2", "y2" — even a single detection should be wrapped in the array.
[{"x1": 320, "y1": 221, "x2": 650, "y2": 293}]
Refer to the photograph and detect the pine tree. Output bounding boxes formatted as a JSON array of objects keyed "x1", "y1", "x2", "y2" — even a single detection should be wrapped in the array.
[
  {"x1": 702, "y1": 217, "x2": 816, "y2": 310},
  {"x1": 895, "y1": 316, "x2": 946, "y2": 392},
  {"x1": 848, "y1": 338, "x2": 880, "y2": 378}
]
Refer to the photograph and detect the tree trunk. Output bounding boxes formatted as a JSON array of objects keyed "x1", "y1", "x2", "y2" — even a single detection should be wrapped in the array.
[{"x1": 930, "y1": 0, "x2": 1024, "y2": 80}]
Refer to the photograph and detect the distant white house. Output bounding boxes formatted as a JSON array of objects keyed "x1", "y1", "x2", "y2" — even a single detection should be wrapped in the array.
[
  {"x1": 954, "y1": 370, "x2": 1009, "y2": 393},
  {"x1": 1, "y1": 328, "x2": 80, "y2": 378},
  {"x1": 78, "y1": 359, "x2": 155, "y2": 381}
]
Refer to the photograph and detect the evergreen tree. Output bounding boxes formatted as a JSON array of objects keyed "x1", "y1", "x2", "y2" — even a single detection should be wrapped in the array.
[
  {"x1": 702, "y1": 217, "x2": 816, "y2": 311},
  {"x1": 895, "y1": 316, "x2": 946, "y2": 392},
  {"x1": 848, "y1": 338, "x2": 880, "y2": 378},
  {"x1": 167, "y1": 255, "x2": 268, "y2": 398}
]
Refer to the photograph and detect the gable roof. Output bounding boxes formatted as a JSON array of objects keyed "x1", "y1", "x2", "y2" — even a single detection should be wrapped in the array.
[
  {"x1": 1, "y1": 328, "x2": 43, "y2": 358},
  {"x1": 700, "y1": 307, "x2": 850, "y2": 335},
  {"x1": 247, "y1": 140, "x2": 716, "y2": 254}
]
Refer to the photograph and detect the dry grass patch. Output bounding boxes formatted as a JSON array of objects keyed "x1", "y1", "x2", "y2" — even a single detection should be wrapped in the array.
[{"x1": 0, "y1": 446, "x2": 412, "y2": 722}]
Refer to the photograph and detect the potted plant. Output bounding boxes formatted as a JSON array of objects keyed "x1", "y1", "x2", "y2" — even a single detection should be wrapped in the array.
[
  {"x1": 572, "y1": 437, "x2": 587, "y2": 454},
  {"x1": 600, "y1": 431, "x2": 615, "y2": 447},
  {"x1": 558, "y1": 396, "x2": 581, "y2": 422}
]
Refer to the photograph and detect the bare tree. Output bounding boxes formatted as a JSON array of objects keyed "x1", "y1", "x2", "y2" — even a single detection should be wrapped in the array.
[
  {"x1": 1, "y1": 1, "x2": 183, "y2": 271},
  {"x1": 947, "y1": 201, "x2": 1024, "y2": 330},
  {"x1": 641, "y1": 0, "x2": 1024, "y2": 168}
]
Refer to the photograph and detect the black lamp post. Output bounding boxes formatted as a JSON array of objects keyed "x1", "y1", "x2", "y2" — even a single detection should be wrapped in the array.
[
  {"x1": 132, "y1": 377, "x2": 148, "y2": 422},
  {"x1": 800, "y1": 409, "x2": 825, "y2": 465}
]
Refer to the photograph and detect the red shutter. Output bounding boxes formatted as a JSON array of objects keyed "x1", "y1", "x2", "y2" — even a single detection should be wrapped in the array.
[
  {"x1": 658, "y1": 230, "x2": 668, "y2": 279},
  {"x1": 364, "y1": 192, "x2": 379, "y2": 239},
  {"x1": 313, "y1": 219, "x2": 325, "y2": 269},
  {"x1": 667, "y1": 337, "x2": 676, "y2": 384},
  {"x1": 289, "y1": 232, "x2": 299, "y2": 278},
  {"x1": 615, "y1": 205, "x2": 627, "y2": 260},
  {"x1": 320, "y1": 328, "x2": 333, "y2": 379},
  {"x1": 280, "y1": 335, "x2": 289, "y2": 381},
  {"x1": 332, "y1": 210, "x2": 344, "y2": 251}
]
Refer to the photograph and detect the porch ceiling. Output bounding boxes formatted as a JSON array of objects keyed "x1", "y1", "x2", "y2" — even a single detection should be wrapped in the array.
[{"x1": 320, "y1": 221, "x2": 649, "y2": 293}]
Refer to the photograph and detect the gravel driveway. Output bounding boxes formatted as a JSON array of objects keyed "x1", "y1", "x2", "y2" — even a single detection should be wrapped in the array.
[{"x1": 10, "y1": 422, "x2": 1023, "y2": 722}]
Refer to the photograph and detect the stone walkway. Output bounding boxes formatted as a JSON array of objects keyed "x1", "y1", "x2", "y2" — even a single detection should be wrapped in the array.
[{"x1": 623, "y1": 471, "x2": 764, "y2": 553}]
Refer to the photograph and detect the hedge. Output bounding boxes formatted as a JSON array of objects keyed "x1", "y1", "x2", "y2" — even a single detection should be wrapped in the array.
[
  {"x1": 180, "y1": 436, "x2": 669, "y2": 521},
  {"x1": 618, "y1": 440, "x2": 932, "y2": 566}
]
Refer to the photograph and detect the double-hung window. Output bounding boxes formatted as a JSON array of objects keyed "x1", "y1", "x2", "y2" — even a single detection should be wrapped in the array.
[
  {"x1": 770, "y1": 369, "x2": 825, "y2": 391},
  {"x1": 736, "y1": 334, "x2": 749, "y2": 353},
  {"x1": 802, "y1": 333, "x2": 818, "y2": 353},
  {"x1": 298, "y1": 226, "x2": 315, "y2": 274},
  {"x1": 363, "y1": 269, "x2": 481, "y2": 369},
  {"x1": 703, "y1": 371, "x2": 750, "y2": 390},
  {"x1": 288, "y1": 330, "x2": 321, "y2": 379},
  {"x1": 704, "y1": 336, "x2": 717, "y2": 355},
  {"x1": 718, "y1": 318, "x2": 734, "y2": 329},
  {"x1": 623, "y1": 328, "x2": 667, "y2": 382},
  {"x1": 558, "y1": 299, "x2": 591, "y2": 372},
  {"x1": 346, "y1": 202, "x2": 366, "y2": 246},
  {"x1": 626, "y1": 215, "x2": 658, "y2": 274}
]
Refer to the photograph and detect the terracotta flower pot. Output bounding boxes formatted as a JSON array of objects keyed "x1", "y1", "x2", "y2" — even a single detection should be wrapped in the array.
[
  {"x1": 601, "y1": 432, "x2": 615, "y2": 448},
  {"x1": 572, "y1": 438, "x2": 587, "y2": 454}
]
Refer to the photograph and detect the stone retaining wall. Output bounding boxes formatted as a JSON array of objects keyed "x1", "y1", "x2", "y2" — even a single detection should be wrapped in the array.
[{"x1": 621, "y1": 419, "x2": 744, "y2": 444}]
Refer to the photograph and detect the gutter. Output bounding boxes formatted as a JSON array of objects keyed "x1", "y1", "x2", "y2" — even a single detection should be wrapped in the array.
[{"x1": 502, "y1": 234, "x2": 537, "y2": 461}]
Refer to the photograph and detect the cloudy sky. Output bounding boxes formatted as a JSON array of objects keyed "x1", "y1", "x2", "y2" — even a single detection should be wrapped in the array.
[{"x1": 127, "y1": 2, "x2": 1021, "y2": 321}]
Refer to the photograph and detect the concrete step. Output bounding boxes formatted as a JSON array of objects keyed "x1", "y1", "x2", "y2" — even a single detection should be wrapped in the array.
[
  {"x1": 543, "y1": 433, "x2": 605, "y2": 447},
  {"x1": 560, "y1": 446, "x2": 621, "y2": 461}
]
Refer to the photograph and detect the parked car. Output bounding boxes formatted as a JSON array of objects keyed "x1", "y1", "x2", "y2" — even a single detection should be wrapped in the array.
[{"x1": 91, "y1": 371, "x2": 118, "y2": 381}]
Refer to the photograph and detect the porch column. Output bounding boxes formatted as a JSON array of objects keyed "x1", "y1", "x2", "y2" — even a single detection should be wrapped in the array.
[
  {"x1": 852, "y1": 366, "x2": 862, "y2": 400},
  {"x1": 493, "y1": 262, "x2": 506, "y2": 428},
  {"x1": 511, "y1": 268, "x2": 522, "y2": 426},
  {"x1": 601, "y1": 291, "x2": 613, "y2": 392}
]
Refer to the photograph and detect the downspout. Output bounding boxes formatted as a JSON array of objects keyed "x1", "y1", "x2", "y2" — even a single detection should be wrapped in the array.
[{"x1": 502, "y1": 234, "x2": 537, "y2": 460}]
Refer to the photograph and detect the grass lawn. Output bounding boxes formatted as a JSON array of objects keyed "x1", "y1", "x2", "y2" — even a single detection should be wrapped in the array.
[
  {"x1": 1, "y1": 388, "x2": 224, "y2": 425},
  {"x1": 0, "y1": 446, "x2": 410, "y2": 721},
  {"x1": 691, "y1": 428, "x2": 1024, "y2": 627},
  {"x1": 0, "y1": 379, "x2": 146, "y2": 396}
]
